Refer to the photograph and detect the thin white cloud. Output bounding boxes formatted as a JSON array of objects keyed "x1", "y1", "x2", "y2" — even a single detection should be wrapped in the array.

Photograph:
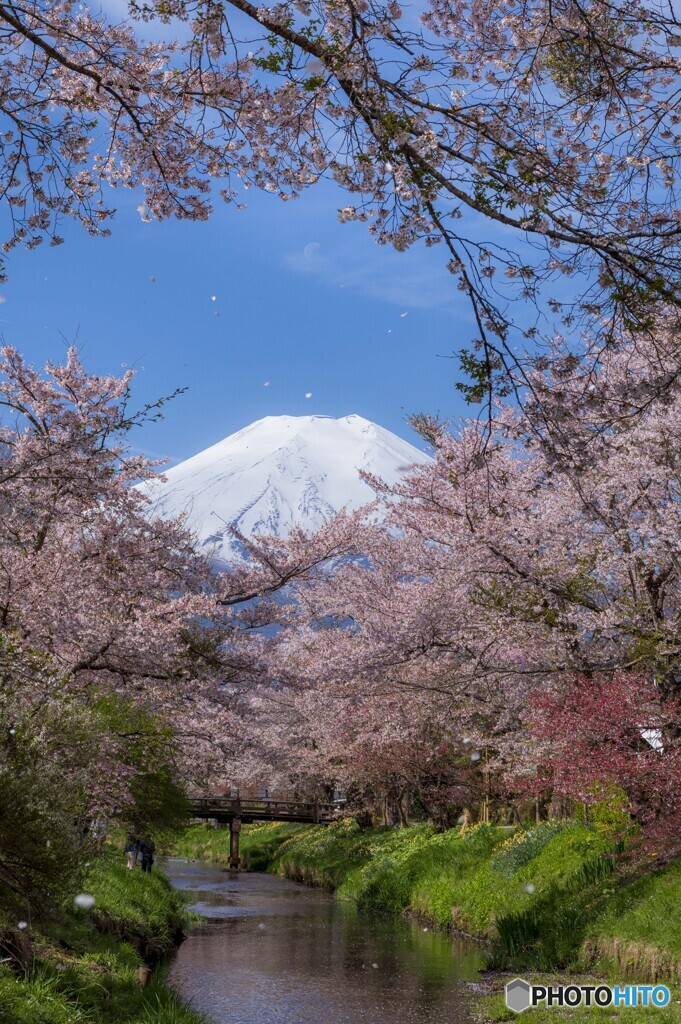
[{"x1": 283, "y1": 242, "x2": 463, "y2": 311}]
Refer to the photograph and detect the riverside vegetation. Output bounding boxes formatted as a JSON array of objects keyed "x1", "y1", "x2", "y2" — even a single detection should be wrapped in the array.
[
  {"x1": 0, "y1": 850, "x2": 205, "y2": 1024},
  {"x1": 175, "y1": 818, "x2": 681, "y2": 1022}
]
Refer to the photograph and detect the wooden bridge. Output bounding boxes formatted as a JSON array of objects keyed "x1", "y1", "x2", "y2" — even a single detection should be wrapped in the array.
[{"x1": 188, "y1": 796, "x2": 339, "y2": 869}]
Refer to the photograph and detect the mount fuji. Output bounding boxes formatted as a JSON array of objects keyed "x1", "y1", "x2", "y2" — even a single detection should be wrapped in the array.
[{"x1": 140, "y1": 414, "x2": 430, "y2": 564}]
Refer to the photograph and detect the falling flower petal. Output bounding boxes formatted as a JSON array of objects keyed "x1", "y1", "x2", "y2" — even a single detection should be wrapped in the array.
[{"x1": 74, "y1": 893, "x2": 95, "y2": 909}]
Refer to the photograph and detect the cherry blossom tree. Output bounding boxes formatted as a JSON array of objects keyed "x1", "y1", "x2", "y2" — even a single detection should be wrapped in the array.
[
  {"x1": 0, "y1": 347, "x2": 209, "y2": 804},
  {"x1": 4, "y1": 1, "x2": 681, "y2": 403},
  {"x1": 0, "y1": 347, "x2": 386, "y2": 824},
  {"x1": 234, "y1": 646, "x2": 483, "y2": 824},
  {"x1": 236, "y1": 307, "x2": 681, "y2": 842}
]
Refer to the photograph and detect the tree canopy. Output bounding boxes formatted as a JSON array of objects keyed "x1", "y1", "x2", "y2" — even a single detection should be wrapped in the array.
[{"x1": 3, "y1": 0, "x2": 681, "y2": 401}]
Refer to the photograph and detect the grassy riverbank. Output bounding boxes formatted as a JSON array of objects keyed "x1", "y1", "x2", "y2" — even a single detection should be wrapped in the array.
[
  {"x1": 176, "y1": 818, "x2": 681, "y2": 989},
  {"x1": 0, "y1": 850, "x2": 205, "y2": 1024}
]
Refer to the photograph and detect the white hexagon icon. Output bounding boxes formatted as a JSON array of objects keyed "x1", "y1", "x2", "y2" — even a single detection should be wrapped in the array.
[{"x1": 505, "y1": 978, "x2": 532, "y2": 1013}]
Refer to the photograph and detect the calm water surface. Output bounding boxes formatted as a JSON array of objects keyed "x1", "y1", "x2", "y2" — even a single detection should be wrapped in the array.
[{"x1": 165, "y1": 858, "x2": 486, "y2": 1024}]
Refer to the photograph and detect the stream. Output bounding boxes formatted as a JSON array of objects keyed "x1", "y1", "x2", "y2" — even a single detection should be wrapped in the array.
[{"x1": 165, "y1": 858, "x2": 486, "y2": 1024}]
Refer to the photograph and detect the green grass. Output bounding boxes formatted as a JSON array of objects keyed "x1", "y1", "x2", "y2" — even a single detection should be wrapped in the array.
[
  {"x1": 581, "y1": 860, "x2": 681, "y2": 981},
  {"x1": 0, "y1": 848, "x2": 206, "y2": 1024},
  {"x1": 0, "y1": 959, "x2": 208, "y2": 1024},
  {"x1": 271, "y1": 818, "x2": 618, "y2": 960},
  {"x1": 84, "y1": 852, "x2": 189, "y2": 958}
]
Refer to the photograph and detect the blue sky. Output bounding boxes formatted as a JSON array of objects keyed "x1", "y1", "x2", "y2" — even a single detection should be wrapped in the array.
[
  {"x1": 0, "y1": 0, "x2": 479, "y2": 466},
  {"x1": 0, "y1": 174, "x2": 476, "y2": 466}
]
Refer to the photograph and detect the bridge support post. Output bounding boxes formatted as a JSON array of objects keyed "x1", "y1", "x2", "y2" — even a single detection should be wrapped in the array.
[{"x1": 229, "y1": 816, "x2": 241, "y2": 869}]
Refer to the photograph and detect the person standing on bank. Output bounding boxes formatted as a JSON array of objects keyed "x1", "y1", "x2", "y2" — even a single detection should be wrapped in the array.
[
  {"x1": 124, "y1": 834, "x2": 140, "y2": 870},
  {"x1": 139, "y1": 837, "x2": 155, "y2": 873}
]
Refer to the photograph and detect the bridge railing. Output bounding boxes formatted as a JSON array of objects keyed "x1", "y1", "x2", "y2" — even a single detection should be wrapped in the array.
[{"x1": 188, "y1": 796, "x2": 338, "y2": 822}]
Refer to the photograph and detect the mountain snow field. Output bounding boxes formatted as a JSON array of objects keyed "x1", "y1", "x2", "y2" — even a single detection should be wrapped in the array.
[{"x1": 139, "y1": 414, "x2": 430, "y2": 564}]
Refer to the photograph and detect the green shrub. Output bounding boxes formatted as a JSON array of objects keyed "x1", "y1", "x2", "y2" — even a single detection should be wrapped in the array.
[{"x1": 586, "y1": 782, "x2": 639, "y2": 844}]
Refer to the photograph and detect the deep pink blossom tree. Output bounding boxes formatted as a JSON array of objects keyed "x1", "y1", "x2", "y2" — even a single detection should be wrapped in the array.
[{"x1": 526, "y1": 672, "x2": 681, "y2": 854}]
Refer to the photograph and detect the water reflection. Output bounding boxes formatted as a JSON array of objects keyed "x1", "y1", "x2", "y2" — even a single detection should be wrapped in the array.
[{"x1": 166, "y1": 858, "x2": 485, "y2": 1024}]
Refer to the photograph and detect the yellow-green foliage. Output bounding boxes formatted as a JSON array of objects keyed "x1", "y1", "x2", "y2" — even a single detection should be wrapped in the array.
[
  {"x1": 269, "y1": 819, "x2": 614, "y2": 946},
  {"x1": 586, "y1": 783, "x2": 639, "y2": 844},
  {"x1": 172, "y1": 821, "x2": 227, "y2": 863}
]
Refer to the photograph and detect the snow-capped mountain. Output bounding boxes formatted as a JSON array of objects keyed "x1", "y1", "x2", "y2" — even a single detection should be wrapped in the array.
[{"x1": 140, "y1": 414, "x2": 430, "y2": 564}]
